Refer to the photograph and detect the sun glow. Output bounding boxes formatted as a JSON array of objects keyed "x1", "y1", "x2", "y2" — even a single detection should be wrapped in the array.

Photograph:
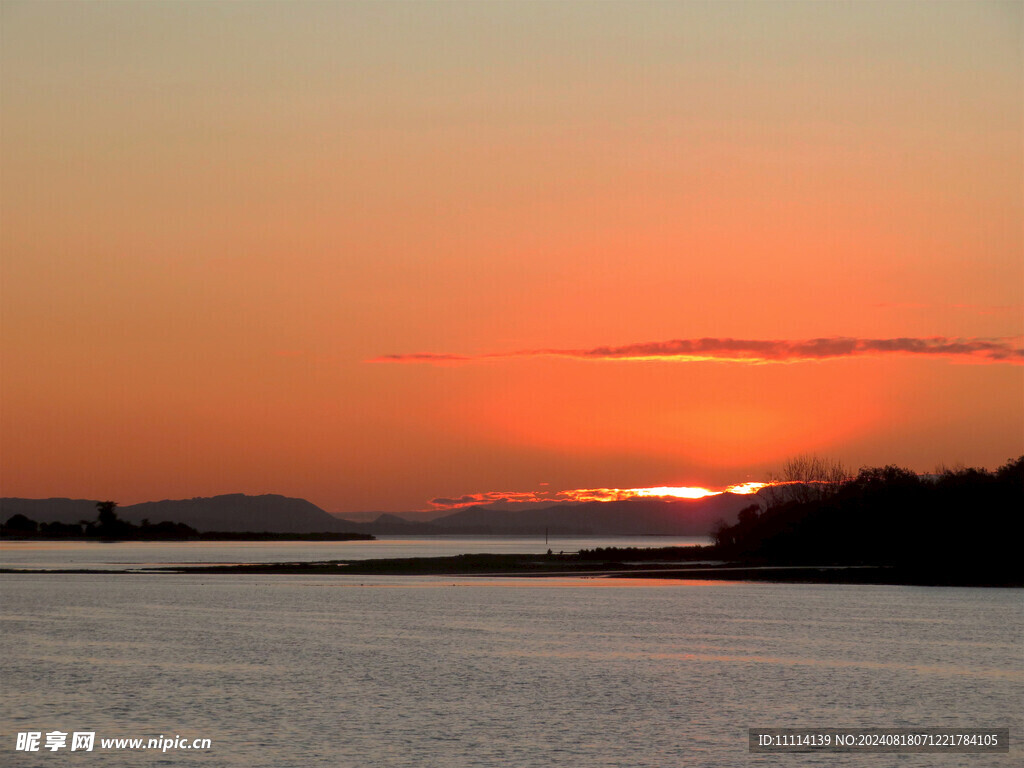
[
  {"x1": 556, "y1": 487, "x2": 717, "y2": 503},
  {"x1": 632, "y1": 486, "x2": 719, "y2": 499},
  {"x1": 562, "y1": 484, "x2": 770, "y2": 502},
  {"x1": 723, "y1": 482, "x2": 769, "y2": 495},
  {"x1": 427, "y1": 482, "x2": 777, "y2": 509}
]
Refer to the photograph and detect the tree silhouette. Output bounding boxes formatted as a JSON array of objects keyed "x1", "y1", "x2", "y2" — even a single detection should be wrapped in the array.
[
  {"x1": 764, "y1": 454, "x2": 847, "y2": 507},
  {"x1": 96, "y1": 501, "x2": 119, "y2": 528},
  {"x1": 712, "y1": 455, "x2": 1023, "y2": 583},
  {"x1": 3, "y1": 514, "x2": 37, "y2": 532}
]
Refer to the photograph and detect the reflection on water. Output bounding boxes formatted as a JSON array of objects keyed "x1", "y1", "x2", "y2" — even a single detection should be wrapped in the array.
[
  {"x1": 0, "y1": 535, "x2": 711, "y2": 570},
  {"x1": 1, "y1": 575, "x2": 1020, "y2": 767}
]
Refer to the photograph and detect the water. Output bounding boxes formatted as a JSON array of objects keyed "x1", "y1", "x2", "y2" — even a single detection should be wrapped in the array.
[
  {"x1": 1, "y1": 573, "x2": 1020, "y2": 767},
  {"x1": 0, "y1": 536, "x2": 711, "y2": 571}
]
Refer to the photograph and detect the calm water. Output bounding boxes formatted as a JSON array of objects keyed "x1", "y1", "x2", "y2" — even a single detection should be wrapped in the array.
[
  {"x1": 1, "y1": 574, "x2": 1020, "y2": 767},
  {"x1": 0, "y1": 536, "x2": 711, "y2": 571}
]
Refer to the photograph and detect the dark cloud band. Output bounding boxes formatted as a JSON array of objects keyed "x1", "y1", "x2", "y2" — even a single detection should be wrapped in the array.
[{"x1": 369, "y1": 336, "x2": 1024, "y2": 365}]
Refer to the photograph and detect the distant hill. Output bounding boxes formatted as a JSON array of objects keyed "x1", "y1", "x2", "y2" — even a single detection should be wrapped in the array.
[
  {"x1": 3, "y1": 491, "x2": 760, "y2": 536},
  {"x1": 0, "y1": 498, "x2": 98, "y2": 524},
  {"x1": 419, "y1": 494, "x2": 753, "y2": 535},
  {"x1": 332, "y1": 493, "x2": 758, "y2": 536},
  {"x1": 1, "y1": 494, "x2": 359, "y2": 534}
]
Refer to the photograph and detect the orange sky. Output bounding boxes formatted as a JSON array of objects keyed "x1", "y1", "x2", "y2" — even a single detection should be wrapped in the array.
[{"x1": 1, "y1": 1, "x2": 1021, "y2": 513}]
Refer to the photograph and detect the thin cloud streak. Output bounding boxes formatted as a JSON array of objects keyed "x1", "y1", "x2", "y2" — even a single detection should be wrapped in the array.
[
  {"x1": 370, "y1": 336, "x2": 1024, "y2": 366},
  {"x1": 874, "y1": 302, "x2": 1024, "y2": 315},
  {"x1": 427, "y1": 483, "x2": 771, "y2": 511}
]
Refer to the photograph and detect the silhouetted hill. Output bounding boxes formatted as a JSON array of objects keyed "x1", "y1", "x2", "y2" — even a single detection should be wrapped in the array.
[
  {"x1": 423, "y1": 494, "x2": 753, "y2": 535},
  {"x1": 2, "y1": 495, "x2": 360, "y2": 534},
  {"x1": 0, "y1": 498, "x2": 98, "y2": 525},
  {"x1": 121, "y1": 494, "x2": 359, "y2": 533},
  {"x1": 3, "y1": 491, "x2": 757, "y2": 536}
]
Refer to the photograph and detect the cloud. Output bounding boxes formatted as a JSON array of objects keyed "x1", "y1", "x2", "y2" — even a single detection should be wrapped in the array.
[
  {"x1": 428, "y1": 491, "x2": 555, "y2": 509},
  {"x1": 425, "y1": 483, "x2": 773, "y2": 510},
  {"x1": 369, "y1": 336, "x2": 1024, "y2": 366}
]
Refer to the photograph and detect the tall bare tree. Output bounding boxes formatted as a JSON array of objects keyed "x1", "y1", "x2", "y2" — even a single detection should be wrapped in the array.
[{"x1": 764, "y1": 455, "x2": 847, "y2": 507}]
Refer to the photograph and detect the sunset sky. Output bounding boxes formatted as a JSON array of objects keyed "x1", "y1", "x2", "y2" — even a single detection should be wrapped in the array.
[{"x1": 2, "y1": 1, "x2": 1021, "y2": 515}]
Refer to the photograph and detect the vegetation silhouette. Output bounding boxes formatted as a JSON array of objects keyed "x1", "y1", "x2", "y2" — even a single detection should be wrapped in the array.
[
  {"x1": 711, "y1": 456, "x2": 1023, "y2": 584},
  {"x1": 1, "y1": 500, "x2": 374, "y2": 541},
  {"x1": 761, "y1": 454, "x2": 847, "y2": 507},
  {"x1": 2, "y1": 500, "x2": 199, "y2": 540},
  {"x1": 3, "y1": 513, "x2": 37, "y2": 533}
]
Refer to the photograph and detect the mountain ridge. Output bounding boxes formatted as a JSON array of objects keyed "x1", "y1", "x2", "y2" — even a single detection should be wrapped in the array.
[
  {"x1": 2, "y1": 492, "x2": 759, "y2": 535},
  {"x1": 1, "y1": 494, "x2": 352, "y2": 534}
]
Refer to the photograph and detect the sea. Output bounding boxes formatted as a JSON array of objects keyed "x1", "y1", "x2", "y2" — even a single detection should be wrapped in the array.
[
  {"x1": 1, "y1": 537, "x2": 1021, "y2": 767},
  {"x1": 0, "y1": 535, "x2": 712, "y2": 572}
]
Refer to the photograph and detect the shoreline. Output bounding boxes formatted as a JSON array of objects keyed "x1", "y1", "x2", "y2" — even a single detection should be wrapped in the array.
[{"x1": 2, "y1": 552, "x2": 1020, "y2": 587}]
